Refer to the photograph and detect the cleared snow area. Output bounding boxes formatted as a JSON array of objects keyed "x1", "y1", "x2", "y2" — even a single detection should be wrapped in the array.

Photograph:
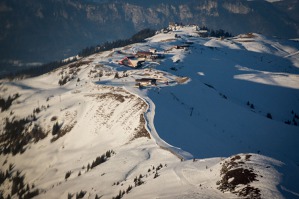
[{"x1": 0, "y1": 26, "x2": 299, "y2": 199}]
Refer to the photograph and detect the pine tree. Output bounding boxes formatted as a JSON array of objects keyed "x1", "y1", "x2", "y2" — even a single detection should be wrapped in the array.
[
  {"x1": 266, "y1": 113, "x2": 272, "y2": 119},
  {"x1": 65, "y1": 171, "x2": 72, "y2": 180},
  {"x1": 52, "y1": 122, "x2": 60, "y2": 135},
  {"x1": 114, "y1": 72, "x2": 119, "y2": 79},
  {"x1": 126, "y1": 185, "x2": 132, "y2": 193}
]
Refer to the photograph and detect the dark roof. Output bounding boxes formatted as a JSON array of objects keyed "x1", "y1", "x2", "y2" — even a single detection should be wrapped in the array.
[
  {"x1": 135, "y1": 78, "x2": 157, "y2": 82},
  {"x1": 136, "y1": 51, "x2": 153, "y2": 55},
  {"x1": 184, "y1": 41, "x2": 194, "y2": 45},
  {"x1": 176, "y1": 45, "x2": 190, "y2": 48}
]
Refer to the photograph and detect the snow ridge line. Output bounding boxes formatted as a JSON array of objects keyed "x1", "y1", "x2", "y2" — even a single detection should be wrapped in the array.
[{"x1": 123, "y1": 86, "x2": 193, "y2": 161}]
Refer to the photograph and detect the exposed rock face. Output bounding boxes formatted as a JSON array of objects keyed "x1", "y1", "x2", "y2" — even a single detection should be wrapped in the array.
[
  {"x1": 222, "y1": 2, "x2": 250, "y2": 14},
  {"x1": 0, "y1": 0, "x2": 298, "y2": 72}
]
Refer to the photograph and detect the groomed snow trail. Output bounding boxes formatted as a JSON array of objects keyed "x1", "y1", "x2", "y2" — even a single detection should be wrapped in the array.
[{"x1": 124, "y1": 86, "x2": 193, "y2": 161}]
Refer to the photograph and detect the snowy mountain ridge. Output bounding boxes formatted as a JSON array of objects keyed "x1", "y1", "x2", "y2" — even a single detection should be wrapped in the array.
[{"x1": 0, "y1": 25, "x2": 299, "y2": 199}]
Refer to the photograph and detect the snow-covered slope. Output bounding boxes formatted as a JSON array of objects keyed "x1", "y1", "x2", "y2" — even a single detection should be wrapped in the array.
[{"x1": 1, "y1": 26, "x2": 299, "y2": 199}]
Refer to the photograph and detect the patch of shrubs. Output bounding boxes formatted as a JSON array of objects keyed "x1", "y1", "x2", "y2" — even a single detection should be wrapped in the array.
[
  {"x1": 68, "y1": 61, "x2": 90, "y2": 69},
  {"x1": 76, "y1": 190, "x2": 86, "y2": 199},
  {"x1": 153, "y1": 163, "x2": 163, "y2": 179},
  {"x1": 0, "y1": 115, "x2": 46, "y2": 155},
  {"x1": 266, "y1": 113, "x2": 272, "y2": 119},
  {"x1": 30, "y1": 124, "x2": 47, "y2": 143},
  {"x1": 75, "y1": 150, "x2": 115, "y2": 178},
  {"x1": 114, "y1": 72, "x2": 119, "y2": 79},
  {"x1": 33, "y1": 105, "x2": 48, "y2": 114},
  {"x1": 68, "y1": 190, "x2": 86, "y2": 199},
  {"x1": 199, "y1": 26, "x2": 233, "y2": 38},
  {"x1": 285, "y1": 110, "x2": 299, "y2": 126},
  {"x1": 86, "y1": 150, "x2": 115, "y2": 171},
  {"x1": 0, "y1": 93, "x2": 20, "y2": 112},
  {"x1": 246, "y1": 101, "x2": 255, "y2": 109},
  {"x1": 51, "y1": 122, "x2": 76, "y2": 143},
  {"x1": 126, "y1": 185, "x2": 133, "y2": 194},
  {"x1": 216, "y1": 155, "x2": 261, "y2": 199},
  {"x1": 112, "y1": 190, "x2": 125, "y2": 199},
  {"x1": 111, "y1": 163, "x2": 166, "y2": 199},
  {"x1": 67, "y1": 193, "x2": 74, "y2": 199},
  {"x1": 238, "y1": 185, "x2": 261, "y2": 198},
  {"x1": 0, "y1": 165, "x2": 40, "y2": 199},
  {"x1": 90, "y1": 155, "x2": 107, "y2": 170},
  {"x1": 52, "y1": 122, "x2": 61, "y2": 136},
  {"x1": 134, "y1": 175, "x2": 144, "y2": 187},
  {"x1": 65, "y1": 171, "x2": 72, "y2": 181},
  {"x1": 210, "y1": 29, "x2": 232, "y2": 38},
  {"x1": 58, "y1": 75, "x2": 70, "y2": 86}
]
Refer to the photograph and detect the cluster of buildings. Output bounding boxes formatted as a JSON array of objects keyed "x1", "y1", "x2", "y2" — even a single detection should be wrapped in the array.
[
  {"x1": 118, "y1": 48, "x2": 164, "y2": 68},
  {"x1": 118, "y1": 23, "x2": 200, "y2": 89},
  {"x1": 134, "y1": 78, "x2": 158, "y2": 88},
  {"x1": 117, "y1": 48, "x2": 165, "y2": 88}
]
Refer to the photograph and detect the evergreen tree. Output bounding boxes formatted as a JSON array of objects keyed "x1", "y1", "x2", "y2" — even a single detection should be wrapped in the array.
[
  {"x1": 52, "y1": 122, "x2": 60, "y2": 135},
  {"x1": 266, "y1": 113, "x2": 272, "y2": 119},
  {"x1": 114, "y1": 72, "x2": 119, "y2": 79}
]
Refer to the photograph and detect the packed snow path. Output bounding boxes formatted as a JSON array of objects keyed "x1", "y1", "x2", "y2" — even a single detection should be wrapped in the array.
[{"x1": 125, "y1": 86, "x2": 193, "y2": 161}]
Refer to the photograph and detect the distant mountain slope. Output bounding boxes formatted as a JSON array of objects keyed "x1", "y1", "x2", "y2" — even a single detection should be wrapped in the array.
[
  {"x1": 0, "y1": 0, "x2": 298, "y2": 72},
  {"x1": 1, "y1": 25, "x2": 299, "y2": 199}
]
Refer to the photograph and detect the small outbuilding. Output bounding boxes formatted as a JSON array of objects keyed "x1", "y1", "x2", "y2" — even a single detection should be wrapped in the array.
[
  {"x1": 135, "y1": 78, "x2": 157, "y2": 86},
  {"x1": 119, "y1": 57, "x2": 144, "y2": 68},
  {"x1": 151, "y1": 54, "x2": 165, "y2": 60},
  {"x1": 149, "y1": 48, "x2": 157, "y2": 54},
  {"x1": 136, "y1": 51, "x2": 153, "y2": 58},
  {"x1": 174, "y1": 45, "x2": 190, "y2": 50}
]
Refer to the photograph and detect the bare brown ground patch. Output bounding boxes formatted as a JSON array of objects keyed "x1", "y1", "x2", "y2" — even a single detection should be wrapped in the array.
[
  {"x1": 131, "y1": 114, "x2": 151, "y2": 140},
  {"x1": 217, "y1": 154, "x2": 261, "y2": 199}
]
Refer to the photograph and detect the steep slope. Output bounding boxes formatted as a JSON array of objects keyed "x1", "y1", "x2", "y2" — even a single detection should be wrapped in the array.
[{"x1": 1, "y1": 26, "x2": 299, "y2": 198}]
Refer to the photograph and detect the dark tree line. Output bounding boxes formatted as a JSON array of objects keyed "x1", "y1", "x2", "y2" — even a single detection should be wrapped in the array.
[
  {"x1": 2, "y1": 58, "x2": 78, "y2": 80},
  {"x1": 0, "y1": 165, "x2": 40, "y2": 199},
  {"x1": 1, "y1": 28, "x2": 156, "y2": 80},
  {"x1": 0, "y1": 115, "x2": 46, "y2": 155},
  {"x1": 78, "y1": 28, "x2": 156, "y2": 57},
  {"x1": 0, "y1": 93, "x2": 20, "y2": 112},
  {"x1": 210, "y1": 29, "x2": 232, "y2": 38},
  {"x1": 199, "y1": 26, "x2": 233, "y2": 38}
]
